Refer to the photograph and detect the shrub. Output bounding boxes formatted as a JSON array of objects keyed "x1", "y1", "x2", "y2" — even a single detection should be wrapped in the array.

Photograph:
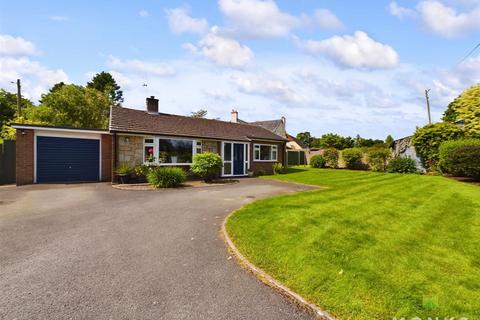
[
  {"x1": 147, "y1": 167, "x2": 186, "y2": 188},
  {"x1": 310, "y1": 155, "x2": 326, "y2": 168},
  {"x1": 272, "y1": 162, "x2": 285, "y2": 175},
  {"x1": 191, "y1": 152, "x2": 223, "y2": 182},
  {"x1": 341, "y1": 148, "x2": 364, "y2": 170},
  {"x1": 412, "y1": 122, "x2": 465, "y2": 169},
  {"x1": 116, "y1": 163, "x2": 132, "y2": 175},
  {"x1": 367, "y1": 147, "x2": 391, "y2": 172},
  {"x1": 323, "y1": 148, "x2": 339, "y2": 168},
  {"x1": 387, "y1": 157, "x2": 419, "y2": 174},
  {"x1": 439, "y1": 139, "x2": 480, "y2": 179},
  {"x1": 255, "y1": 170, "x2": 266, "y2": 177}
]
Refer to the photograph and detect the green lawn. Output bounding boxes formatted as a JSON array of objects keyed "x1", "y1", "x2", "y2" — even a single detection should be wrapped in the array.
[{"x1": 226, "y1": 168, "x2": 480, "y2": 320}]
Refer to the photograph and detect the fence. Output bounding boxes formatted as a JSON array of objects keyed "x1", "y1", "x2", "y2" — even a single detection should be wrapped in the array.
[
  {"x1": 0, "y1": 140, "x2": 15, "y2": 185},
  {"x1": 286, "y1": 150, "x2": 306, "y2": 166}
]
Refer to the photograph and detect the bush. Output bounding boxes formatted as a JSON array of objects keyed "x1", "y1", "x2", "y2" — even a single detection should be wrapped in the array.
[
  {"x1": 191, "y1": 152, "x2": 223, "y2": 182},
  {"x1": 272, "y1": 162, "x2": 285, "y2": 174},
  {"x1": 412, "y1": 122, "x2": 465, "y2": 169},
  {"x1": 439, "y1": 139, "x2": 480, "y2": 179},
  {"x1": 341, "y1": 148, "x2": 364, "y2": 170},
  {"x1": 387, "y1": 157, "x2": 419, "y2": 174},
  {"x1": 323, "y1": 148, "x2": 339, "y2": 168},
  {"x1": 147, "y1": 167, "x2": 186, "y2": 188},
  {"x1": 116, "y1": 163, "x2": 132, "y2": 175},
  {"x1": 367, "y1": 147, "x2": 391, "y2": 172},
  {"x1": 310, "y1": 155, "x2": 326, "y2": 168}
]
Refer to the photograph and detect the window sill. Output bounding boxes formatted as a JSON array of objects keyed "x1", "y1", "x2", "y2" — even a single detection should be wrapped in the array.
[
  {"x1": 253, "y1": 160, "x2": 278, "y2": 162},
  {"x1": 143, "y1": 162, "x2": 192, "y2": 166}
]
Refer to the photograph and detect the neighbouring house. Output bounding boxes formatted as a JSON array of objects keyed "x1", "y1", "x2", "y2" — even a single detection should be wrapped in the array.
[
  {"x1": 392, "y1": 136, "x2": 425, "y2": 172},
  {"x1": 12, "y1": 96, "x2": 287, "y2": 185}
]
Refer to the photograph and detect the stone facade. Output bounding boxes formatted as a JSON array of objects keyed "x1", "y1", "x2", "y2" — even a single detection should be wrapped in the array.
[
  {"x1": 202, "y1": 140, "x2": 220, "y2": 154},
  {"x1": 117, "y1": 135, "x2": 143, "y2": 166}
]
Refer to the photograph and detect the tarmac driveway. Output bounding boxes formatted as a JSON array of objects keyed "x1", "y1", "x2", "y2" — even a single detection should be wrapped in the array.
[{"x1": 0, "y1": 179, "x2": 313, "y2": 320}]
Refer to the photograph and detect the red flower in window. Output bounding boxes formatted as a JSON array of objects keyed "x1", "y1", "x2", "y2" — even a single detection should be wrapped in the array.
[{"x1": 148, "y1": 148, "x2": 153, "y2": 154}]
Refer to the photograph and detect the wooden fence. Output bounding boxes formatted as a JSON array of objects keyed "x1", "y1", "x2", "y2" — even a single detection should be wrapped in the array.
[
  {"x1": 0, "y1": 140, "x2": 15, "y2": 185},
  {"x1": 286, "y1": 150, "x2": 306, "y2": 166}
]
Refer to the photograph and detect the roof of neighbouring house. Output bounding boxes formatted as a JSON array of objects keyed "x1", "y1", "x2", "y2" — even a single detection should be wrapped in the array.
[
  {"x1": 249, "y1": 119, "x2": 287, "y2": 138},
  {"x1": 286, "y1": 133, "x2": 307, "y2": 148},
  {"x1": 109, "y1": 107, "x2": 287, "y2": 142}
]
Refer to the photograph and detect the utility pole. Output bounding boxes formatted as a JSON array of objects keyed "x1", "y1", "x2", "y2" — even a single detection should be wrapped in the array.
[
  {"x1": 425, "y1": 89, "x2": 432, "y2": 125},
  {"x1": 15, "y1": 79, "x2": 22, "y2": 116}
]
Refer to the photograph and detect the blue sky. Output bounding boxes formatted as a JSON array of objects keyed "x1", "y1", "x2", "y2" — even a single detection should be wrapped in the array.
[{"x1": 1, "y1": 0, "x2": 479, "y2": 139}]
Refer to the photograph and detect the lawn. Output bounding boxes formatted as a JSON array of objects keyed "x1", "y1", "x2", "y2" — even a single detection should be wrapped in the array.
[{"x1": 226, "y1": 168, "x2": 480, "y2": 320}]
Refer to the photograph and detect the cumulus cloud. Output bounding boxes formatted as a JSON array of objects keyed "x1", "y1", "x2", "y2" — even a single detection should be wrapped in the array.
[
  {"x1": 0, "y1": 34, "x2": 37, "y2": 56},
  {"x1": 417, "y1": 0, "x2": 480, "y2": 38},
  {"x1": 106, "y1": 55, "x2": 175, "y2": 76},
  {"x1": 0, "y1": 56, "x2": 69, "y2": 101},
  {"x1": 231, "y1": 74, "x2": 307, "y2": 104},
  {"x1": 314, "y1": 9, "x2": 344, "y2": 30},
  {"x1": 184, "y1": 27, "x2": 253, "y2": 68},
  {"x1": 302, "y1": 31, "x2": 399, "y2": 69},
  {"x1": 166, "y1": 7, "x2": 209, "y2": 34},
  {"x1": 138, "y1": 10, "x2": 149, "y2": 18},
  {"x1": 388, "y1": 1, "x2": 416, "y2": 19}
]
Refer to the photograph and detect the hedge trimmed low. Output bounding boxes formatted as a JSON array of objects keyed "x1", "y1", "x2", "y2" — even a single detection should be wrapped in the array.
[
  {"x1": 147, "y1": 167, "x2": 186, "y2": 188},
  {"x1": 341, "y1": 148, "x2": 364, "y2": 170},
  {"x1": 387, "y1": 157, "x2": 418, "y2": 174},
  {"x1": 310, "y1": 155, "x2": 326, "y2": 168},
  {"x1": 439, "y1": 139, "x2": 480, "y2": 179}
]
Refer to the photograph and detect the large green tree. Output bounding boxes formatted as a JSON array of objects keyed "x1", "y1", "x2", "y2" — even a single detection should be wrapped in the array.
[
  {"x1": 442, "y1": 84, "x2": 480, "y2": 137},
  {"x1": 191, "y1": 109, "x2": 208, "y2": 118},
  {"x1": 27, "y1": 84, "x2": 111, "y2": 129},
  {"x1": 87, "y1": 71, "x2": 123, "y2": 106},
  {"x1": 0, "y1": 89, "x2": 34, "y2": 141},
  {"x1": 311, "y1": 133, "x2": 354, "y2": 150},
  {"x1": 296, "y1": 131, "x2": 312, "y2": 147}
]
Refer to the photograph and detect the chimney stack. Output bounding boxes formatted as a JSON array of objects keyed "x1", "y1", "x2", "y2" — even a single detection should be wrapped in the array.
[
  {"x1": 146, "y1": 96, "x2": 159, "y2": 114},
  {"x1": 231, "y1": 109, "x2": 238, "y2": 123}
]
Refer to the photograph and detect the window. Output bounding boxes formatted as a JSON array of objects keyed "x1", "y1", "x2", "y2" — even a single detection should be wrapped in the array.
[
  {"x1": 158, "y1": 139, "x2": 193, "y2": 164},
  {"x1": 196, "y1": 141, "x2": 202, "y2": 154},
  {"x1": 144, "y1": 138, "x2": 155, "y2": 163},
  {"x1": 254, "y1": 144, "x2": 278, "y2": 161}
]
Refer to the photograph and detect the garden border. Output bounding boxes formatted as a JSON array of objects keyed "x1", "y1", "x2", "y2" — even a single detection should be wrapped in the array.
[{"x1": 222, "y1": 203, "x2": 336, "y2": 320}]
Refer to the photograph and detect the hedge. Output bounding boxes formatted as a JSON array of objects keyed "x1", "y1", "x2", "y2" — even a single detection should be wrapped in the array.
[{"x1": 439, "y1": 139, "x2": 480, "y2": 179}]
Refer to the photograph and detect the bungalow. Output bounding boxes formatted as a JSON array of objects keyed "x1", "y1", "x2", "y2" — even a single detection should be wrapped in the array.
[{"x1": 13, "y1": 96, "x2": 287, "y2": 185}]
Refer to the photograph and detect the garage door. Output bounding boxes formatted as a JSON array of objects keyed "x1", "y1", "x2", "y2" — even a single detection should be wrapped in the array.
[{"x1": 36, "y1": 136, "x2": 100, "y2": 183}]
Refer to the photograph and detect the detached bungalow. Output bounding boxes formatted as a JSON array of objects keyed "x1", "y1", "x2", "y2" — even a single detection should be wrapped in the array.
[{"x1": 13, "y1": 96, "x2": 287, "y2": 185}]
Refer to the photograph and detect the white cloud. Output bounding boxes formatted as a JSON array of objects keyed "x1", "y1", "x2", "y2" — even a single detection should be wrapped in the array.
[
  {"x1": 218, "y1": 0, "x2": 300, "y2": 38},
  {"x1": 138, "y1": 10, "x2": 149, "y2": 18},
  {"x1": 0, "y1": 56, "x2": 69, "y2": 102},
  {"x1": 302, "y1": 31, "x2": 399, "y2": 69},
  {"x1": 314, "y1": 9, "x2": 344, "y2": 30},
  {"x1": 388, "y1": 1, "x2": 416, "y2": 19},
  {"x1": 106, "y1": 55, "x2": 175, "y2": 76},
  {"x1": 231, "y1": 74, "x2": 308, "y2": 104},
  {"x1": 0, "y1": 34, "x2": 37, "y2": 56},
  {"x1": 49, "y1": 16, "x2": 70, "y2": 22},
  {"x1": 184, "y1": 27, "x2": 253, "y2": 68},
  {"x1": 417, "y1": 0, "x2": 480, "y2": 37},
  {"x1": 166, "y1": 7, "x2": 209, "y2": 34}
]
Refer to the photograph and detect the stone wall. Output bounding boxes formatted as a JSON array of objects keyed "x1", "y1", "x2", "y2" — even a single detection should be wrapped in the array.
[
  {"x1": 202, "y1": 140, "x2": 219, "y2": 154},
  {"x1": 117, "y1": 135, "x2": 143, "y2": 166}
]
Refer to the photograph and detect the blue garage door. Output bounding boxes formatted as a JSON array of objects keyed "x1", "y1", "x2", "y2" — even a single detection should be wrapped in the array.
[{"x1": 37, "y1": 136, "x2": 100, "y2": 183}]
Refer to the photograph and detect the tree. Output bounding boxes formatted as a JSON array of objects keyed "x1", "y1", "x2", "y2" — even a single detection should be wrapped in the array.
[
  {"x1": 353, "y1": 134, "x2": 384, "y2": 148},
  {"x1": 28, "y1": 84, "x2": 111, "y2": 129},
  {"x1": 296, "y1": 132, "x2": 312, "y2": 147},
  {"x1": 0, "y1": 89, "x2": 34, "y2": 141},
  {"x1": 385, "y1": 135, "x2": 394, "y2": 148},
  {"x1": 190, "y1": 109, "x2": 208, "y2": 118},
  {"x1": 87, "y1": 71, "x2": 123, "y2": 106},
  {"x1": 311, "y1": 133, "x2": 354, "y2": 150},
  {"x1": 442, "y1": 85, "x2": 480, "y2": 137}
]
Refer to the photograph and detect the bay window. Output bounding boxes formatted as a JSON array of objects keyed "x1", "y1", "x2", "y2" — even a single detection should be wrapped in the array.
[
  {"x1": 144, "y1": 137, "x2": 197, "y2": 165},
  {"x1": 254, "y1": 144, "x2": 278, "y2": 161}
]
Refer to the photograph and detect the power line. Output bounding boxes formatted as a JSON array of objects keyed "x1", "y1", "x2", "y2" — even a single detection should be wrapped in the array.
[{"x1": 458, "y1": 42, "x2": 480, "y2": 65}]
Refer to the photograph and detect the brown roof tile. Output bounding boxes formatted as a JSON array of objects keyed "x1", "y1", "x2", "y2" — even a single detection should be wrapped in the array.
[{"x1": 109, "y1": 107, "x2": 287, "y2": 142}]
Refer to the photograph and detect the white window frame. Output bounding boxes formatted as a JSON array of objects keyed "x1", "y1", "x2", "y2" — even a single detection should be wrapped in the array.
[
  {"x1": 221, "y1": 141, "x2": 249, "y2": 177},
  {"x1": 253, "y1": 144, "x2": 278, "y2": 162},
  {"x1": 143, "y1": 136, "x2": 199, "y2": 166}
]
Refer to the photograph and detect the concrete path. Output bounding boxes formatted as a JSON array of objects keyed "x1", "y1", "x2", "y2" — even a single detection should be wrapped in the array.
[{"x1": 0, "y1": 179, "x2": 313, "y2": 320}]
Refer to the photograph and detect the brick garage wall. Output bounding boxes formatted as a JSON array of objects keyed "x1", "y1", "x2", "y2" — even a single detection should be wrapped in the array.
[
  {"x1": 101, "y1": 134, "x2": 112, "y2": 181},
  {"x1": 117, "y1": 135, "x2": 143, "y2": 167},
  {"x1": 249, "y1": 141, "x2": 285, "y2": 175},
  {"x1": 15, "y1": 129, "x2": 34, "y2": 186}
]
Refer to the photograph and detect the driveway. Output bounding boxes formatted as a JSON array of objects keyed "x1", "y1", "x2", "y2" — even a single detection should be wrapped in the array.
[{"x1": 0, "y1": 179, "x2": 313, "y2": 320}]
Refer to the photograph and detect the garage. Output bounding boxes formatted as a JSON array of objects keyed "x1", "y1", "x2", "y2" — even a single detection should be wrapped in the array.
[
  {"x1": 11, "y1": 124, "x2": 112, "y2": 185},
  {"x1": 36, "y1": 136, "x2": 100, "y2": 183}
]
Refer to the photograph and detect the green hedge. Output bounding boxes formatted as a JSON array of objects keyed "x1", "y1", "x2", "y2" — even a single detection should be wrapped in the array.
[
  {"x1": 310, "y1": 155, "x2": 326, "y2": 168},
  {"x1": 341, "y1": 148, "x2": 364, "y2": 169},
  {"x1": 439, "y1": 139, "x2": 480, "y2": 179},
  {"x1": 323, "y1": 148, "x2": 339, "y2": 168},
  {"x1": 387, "y1": 157, "x2": 418, "y2": 174},
  {"x1": 147, "y1": 167, "x2": 186, "y2": 188},
  {"x1": 366, "y1": 147, "x2": 391, "y2": 172},
  {"x1": 191, "y1": 152, "x2": 223, "y2": 182}
]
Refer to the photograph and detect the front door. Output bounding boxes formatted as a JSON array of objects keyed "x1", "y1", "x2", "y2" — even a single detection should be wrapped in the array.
[{"x1": 233, "y1": 143, "x2": 244, "y2": 175}]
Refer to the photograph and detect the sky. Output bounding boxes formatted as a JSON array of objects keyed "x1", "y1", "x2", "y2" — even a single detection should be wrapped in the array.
[{"x1": 0, "y1": 0, "x2": 479, "y2": 139}]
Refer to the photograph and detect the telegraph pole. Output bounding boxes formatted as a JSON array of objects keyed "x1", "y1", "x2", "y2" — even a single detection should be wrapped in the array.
[
  {"x1": 15, "y1": 79, "x2": 22, "y2": 116},
  {"x1": 425, "y1": 89, "x2": 432, "y2": 124}
]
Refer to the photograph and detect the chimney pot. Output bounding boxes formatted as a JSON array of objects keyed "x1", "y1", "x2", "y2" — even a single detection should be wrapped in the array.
[
  {"x1": 231, "y1": 109, "x2": 238, "y2": 123},
  {"x1": 146, "y1": 96, "x2": 159, "y2": 114}
]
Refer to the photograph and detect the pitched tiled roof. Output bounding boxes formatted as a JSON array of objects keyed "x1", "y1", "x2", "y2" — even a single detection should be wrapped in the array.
[
  {"x1": 109, "y1": 107, "x2": 287, "y2": 142},
  {"x1": 250, "y1": 119, "x2": 287, "y2": 138}
]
